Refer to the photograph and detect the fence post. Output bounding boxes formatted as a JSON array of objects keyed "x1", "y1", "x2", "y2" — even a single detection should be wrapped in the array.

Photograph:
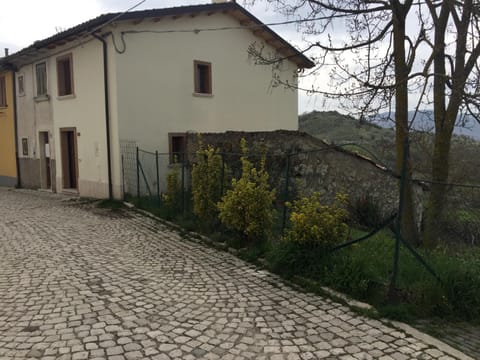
[
  {"x1": 136, "y1": 146, "x2": 140, "y2": 202},
  {"x1": 121, "y1": 154, "x2": 125, "y2": 200},
  {"x1": 282, "y1": 153, "x2": 291, "y2": 231},
  {"x1": 220, "y1": 153, "x2": 225, "y2": 197},
  {"x1": 389, "y1": 137, "x2": 409, "y2": 301},
  {"x1": 181, "y1": 157, "x2": 186, "y2": 217},
  {"x1": 156, "y1": 150, "x2": 160, "y2": 206}
]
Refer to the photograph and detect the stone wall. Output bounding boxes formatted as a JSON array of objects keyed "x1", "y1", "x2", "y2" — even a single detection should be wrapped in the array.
[{"x1": 186, "y1": 130, "x2": 425, "y2": 223}]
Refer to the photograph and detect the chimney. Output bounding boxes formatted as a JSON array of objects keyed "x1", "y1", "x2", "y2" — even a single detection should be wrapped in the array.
[{"x1": 4, "y1": 48, "x2": 8, "y2": 57}]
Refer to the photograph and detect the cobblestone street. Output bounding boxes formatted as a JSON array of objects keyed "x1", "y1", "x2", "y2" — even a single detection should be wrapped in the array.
[{"x1": 0, "y1": 188, "x2": 468, "y2": 359}]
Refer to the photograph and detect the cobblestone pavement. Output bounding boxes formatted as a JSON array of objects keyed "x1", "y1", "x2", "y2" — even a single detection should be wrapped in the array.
[
  {"x1": 414, "y1": 320, "x2": 480, "y2": 359},
  {"x1": 0, "y1": 188, "x2": 464, "y2": 359}
]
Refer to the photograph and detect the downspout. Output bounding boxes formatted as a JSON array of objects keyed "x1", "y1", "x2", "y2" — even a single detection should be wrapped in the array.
[
  {"x1": 10, "y1": 65, "x2": 21, "y2": 188},
  {"x1": 92, "y1": 33, "x2": 113, "y2": 200}
]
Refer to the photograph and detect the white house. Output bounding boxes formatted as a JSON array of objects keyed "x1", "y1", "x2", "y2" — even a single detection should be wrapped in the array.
[{"x1": 3, "y1": 0, "x2": 313, "y2": 199}]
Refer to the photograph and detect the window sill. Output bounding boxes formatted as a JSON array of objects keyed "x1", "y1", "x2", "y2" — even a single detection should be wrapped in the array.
[
  {"x1": 57, "y1": 94, "x2": 76, "y2": 100},
  {"x1": 34, "y1": 95, "x2": 50, "y2": 103},
  {"x1": 192, "y1": 92, "x2": 213, "y2": 98}
]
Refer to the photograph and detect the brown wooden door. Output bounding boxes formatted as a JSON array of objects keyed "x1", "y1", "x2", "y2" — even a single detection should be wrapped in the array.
[{"x1": 60, "y1": 128, "x2": 78, "y2": 190}]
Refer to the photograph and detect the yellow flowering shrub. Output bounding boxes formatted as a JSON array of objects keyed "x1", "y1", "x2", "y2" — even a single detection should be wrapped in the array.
[
  {"x1": 217, "y1": 139, "x2": 276, "y2": 243},
  {"x1": 191, "y1": 142, "x2": 228, "y2": 225},
  {"x1": 285, "y1": 192, "x2": 349, "y2": 247}
]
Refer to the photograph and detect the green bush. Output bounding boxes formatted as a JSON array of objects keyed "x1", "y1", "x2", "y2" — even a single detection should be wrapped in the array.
[
  {"x1": 267, "y1": 239, "x2": 330, "y2": 278},
  {"x1": 442, "y1": 209, "x2": 480, "y2": 245},
  {"x1": 351, "y1": 194, "x2": 385, "y2": 229},
  {"x1": 437, "y1": 252, "x2": 480, "y2": 319},
  {"x1": 217, "y1": 139, "x2": 276, "y2": 244},
  {"x1": 163, "y1": 166, "x2": 182, "y2": 213},
  {"x1": 191, "y1": 142, "x2": 228, "y2": 229},
  {"x1": 285, "y1": 192, "x2": 349, "y2": 247},
  {"x1": 268, "y1": 192, "x2": 349, "y2": 278}
]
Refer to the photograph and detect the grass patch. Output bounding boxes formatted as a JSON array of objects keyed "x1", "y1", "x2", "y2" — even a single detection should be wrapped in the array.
[
  {"x1": 266, "y1": 228, "x2": 480, "y2": 323},
  {"x1": 96, "y1": 199, "x2": 125, "y2": 210}
]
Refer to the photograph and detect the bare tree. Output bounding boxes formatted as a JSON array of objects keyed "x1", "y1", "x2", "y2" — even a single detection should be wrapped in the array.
[
  {"x1": 422, "y1": 0, "x2": 480, "y2": 247},
  {"x1": 249, "y1": 0, "x2": 423, "y2": 244},
  {"x1": 248, "y1": 0, "x2": 480, "y2": 247}
]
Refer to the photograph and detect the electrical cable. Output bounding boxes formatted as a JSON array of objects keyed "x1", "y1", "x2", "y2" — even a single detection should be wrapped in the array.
[{"x1": 110, "y1": 12, "x2": 358, "y2": 54}]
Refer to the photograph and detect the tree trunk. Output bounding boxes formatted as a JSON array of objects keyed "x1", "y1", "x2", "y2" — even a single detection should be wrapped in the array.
[
  {"x1": 422, "y1": 0, "x2": 470, "y2": 247},
  {"x1": 423, "y1": 125, "x2": 453, "y2": 247},
  {"x1": 392, "y1": 1, "x2": 419, "y2": 245}
]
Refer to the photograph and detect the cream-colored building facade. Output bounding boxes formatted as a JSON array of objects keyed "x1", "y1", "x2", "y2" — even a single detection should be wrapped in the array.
[{"x1": 3, "y1": 1, "x2": 313, "y2": 199}]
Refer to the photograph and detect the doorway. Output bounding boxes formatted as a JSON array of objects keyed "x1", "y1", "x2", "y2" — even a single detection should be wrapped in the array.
[
  {"x1": 60, "y1": 128, "x2": 78, "y2": 190},
  {"x1": 39, "y1": 131, "x2": 51, "y2": 189}
]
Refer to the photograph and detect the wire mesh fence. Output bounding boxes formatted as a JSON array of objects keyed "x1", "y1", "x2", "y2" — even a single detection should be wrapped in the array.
[{"x1": 120, "y1": 140, "x2": 480, "y2": 246}]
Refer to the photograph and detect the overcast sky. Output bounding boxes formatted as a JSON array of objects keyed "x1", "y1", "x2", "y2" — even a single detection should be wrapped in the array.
[{"x1": 0, "y1": 0, "x2": 327, "y2": 114}]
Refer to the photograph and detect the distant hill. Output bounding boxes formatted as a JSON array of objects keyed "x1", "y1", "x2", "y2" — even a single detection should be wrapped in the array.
[
  {"x1": 372, "y1": 110, "x2": 480, "y2": 140},
  {"x1": 299, "y1": 111, "x2": 397, "y2": 168},
  {"x1": 299, "y1": 111, "x2": 480, "y2": 182}
]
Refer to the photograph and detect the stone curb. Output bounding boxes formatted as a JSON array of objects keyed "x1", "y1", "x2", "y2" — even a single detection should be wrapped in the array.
[
  {"x1": 390, "y1": 321, "x2": 475, "y2": 360},
  {"x1": 125, "y1": 201, "x2": 473, "y2": 360}
]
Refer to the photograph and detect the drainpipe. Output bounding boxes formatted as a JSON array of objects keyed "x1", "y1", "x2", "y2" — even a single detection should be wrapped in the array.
[
  {"x1": 92, "y1": 33, "x2": 113, "y2": 200},
  {"x1": 10, "y1": 64, "x2": 21, "y2": 188}
]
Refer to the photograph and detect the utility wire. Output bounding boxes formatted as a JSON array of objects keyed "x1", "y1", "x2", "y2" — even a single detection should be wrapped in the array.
[
  {"x1": 120, "y1": 12, "x2": 352, "y2": 36},
  {"x1": 110, "y1": 11, "x2": 355, "y2": 54},
  {"x1": 88, "y1": 0, "x2": 148, "y2": 36},
  {"x1": 110, "y1": 0, "x2": 442, "y2": 37}
]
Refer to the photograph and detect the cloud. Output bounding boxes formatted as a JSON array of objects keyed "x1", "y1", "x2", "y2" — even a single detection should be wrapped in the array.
[{"x1": 0, "y1": 0, "x2": 105, "y2": 52}]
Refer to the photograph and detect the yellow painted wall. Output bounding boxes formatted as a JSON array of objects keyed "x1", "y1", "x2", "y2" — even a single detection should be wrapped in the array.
[{"x1": 0, "y1": 70, "x2": 17, "y2": 183}]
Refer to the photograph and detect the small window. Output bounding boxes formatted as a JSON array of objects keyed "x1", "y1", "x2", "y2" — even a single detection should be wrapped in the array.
[
  {"x1": 22, "y1": 138, "x2": 28, "y2": 156},
  {"x1": 194, "y1": 60, "x2": 212, "y2": 95},
  {"x1": 0, "y1": 76, "x2": 7, "y2": 107},
  {"x1": 17, "y1": 75, "x2": 25, "y2": 96},
  {"x1": 36, "y1": 62, "x2": 47, "y2": 96},
  {"x1": 57, "y1": 54, "x2": 74, "y2": 96},
  {"x1": 169, "y1": 133, "x2": 186, "y2": 164}
]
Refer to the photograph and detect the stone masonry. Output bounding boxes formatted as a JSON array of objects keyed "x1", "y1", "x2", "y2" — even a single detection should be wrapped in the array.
[
  {"x1": 186, "y1": 131, "x2": 426, "y2": 224},
  {"x1": 0, "y1": 188, "x2": 462, "y2": 359}
]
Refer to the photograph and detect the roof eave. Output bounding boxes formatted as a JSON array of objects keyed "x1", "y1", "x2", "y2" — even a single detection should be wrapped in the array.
[{"x1": 5, "y1": 2, "x2": 315, "y2": 69}]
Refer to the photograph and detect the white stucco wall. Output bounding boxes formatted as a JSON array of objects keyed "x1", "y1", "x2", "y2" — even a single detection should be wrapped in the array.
[
  {"x1": 50, "y1": 40, "x2": 110, "y2": 198},
  {"x1": 113, "y1": 12, "x2": 299, "y2": 154},
  {"x1": 15, "y1": 61, "x2": 56, "y2": 190},
  {"x1": 16, "y1": 62, "x2": 55, "y2": 162}
]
